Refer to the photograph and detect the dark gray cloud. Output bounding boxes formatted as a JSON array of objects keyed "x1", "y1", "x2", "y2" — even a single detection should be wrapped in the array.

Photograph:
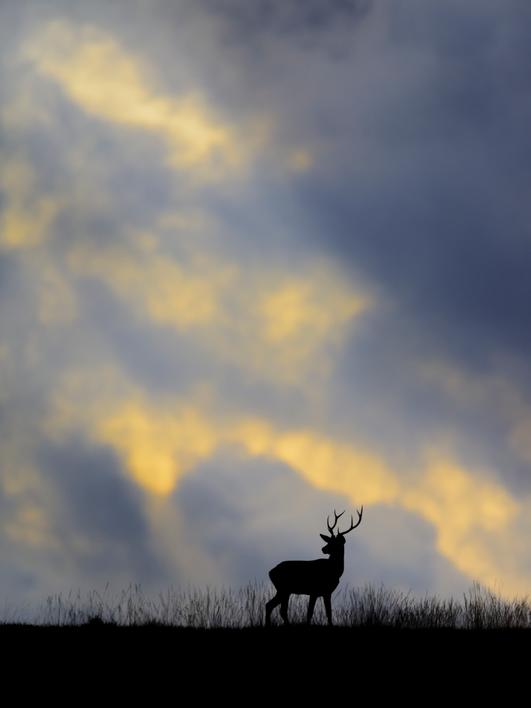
[
  {"x1": 38, "y1": 439, "x2": 168, "y2": 585},
  {"x1": 195, "y1": 0, "x2": 372, "y2": 41},
  {"x1": 292, "y1": 1, "x2": 531, "y2": 374},
  {"x1": 176, "y1": 455, "x2": 338, "y2": 584}
]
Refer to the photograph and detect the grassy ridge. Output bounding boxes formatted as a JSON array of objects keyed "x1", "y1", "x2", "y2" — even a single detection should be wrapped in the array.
[
  {"x1": 3, "y1": 620, "x2": 529, "y2": 688},
  {"x1": 3, "y1": 584, "x2": 527, "y2": 698},
  {"x1": 3, "y1": 587, "x2": 529, "y2": 693},
  {"x1": 5, "y1": 581, "x2": 531, "y2": 630}
]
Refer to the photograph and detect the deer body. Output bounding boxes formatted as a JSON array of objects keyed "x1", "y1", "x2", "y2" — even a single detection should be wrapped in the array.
[
  {"x1": 265, "y1": 508, "x2": 363, "y2": 626},
  {"x1": 269, "y1": 558, "x2": 343, "y2": 597}
]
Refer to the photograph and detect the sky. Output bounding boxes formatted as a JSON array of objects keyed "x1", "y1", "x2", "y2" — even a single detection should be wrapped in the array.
[{"x1": 2, "y1": 0, "x2": 531, "y2": 608}]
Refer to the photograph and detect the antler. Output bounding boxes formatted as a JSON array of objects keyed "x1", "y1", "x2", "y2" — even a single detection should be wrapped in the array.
[
  {"x1": 327, "y1": 509, "x2": 345, "y2": 536},
  {"x1": 338, "y1": 506, "x2": 364, "y2": 535}
]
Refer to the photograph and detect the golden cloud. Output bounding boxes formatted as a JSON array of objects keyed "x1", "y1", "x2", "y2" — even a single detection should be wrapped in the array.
[
  {"x1": 231, "y1": 418, "x2": 397, "y2": 505},
  {"x1": 254, "y1": 273, "x2": 369, "y2": 379},
  {"x1": 68, "y1": 242, "x2": 234, "y2": 330},
  {"x1": 66, "y1": 235, "x2": 370, "y2": 386},
  {"x1": 402, "y1": 454, "x2": 519, "y2": 590},
  {"x1": 97, "y1": 401, "x2": 218, "y2": 495},
  {"x1": 0, "y1": 158, "x2": 59, "y2": 250},
  {"x1": 24, "y1": 20, "x2": 257, "y2": 179}
]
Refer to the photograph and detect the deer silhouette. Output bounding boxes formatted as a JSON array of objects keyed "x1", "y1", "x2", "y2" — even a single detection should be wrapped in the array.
[{"x1": 265, "y1": 507, "x2": 363, "y2": 626}]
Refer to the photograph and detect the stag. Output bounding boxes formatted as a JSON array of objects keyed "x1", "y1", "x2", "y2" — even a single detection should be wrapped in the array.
[{"x1": 265, "y1": 508, "x2": 363, "y2": 626}]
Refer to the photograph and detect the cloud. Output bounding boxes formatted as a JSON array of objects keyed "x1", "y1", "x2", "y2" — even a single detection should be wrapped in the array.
[
  {"x1": 66, "y1": 237, "x2": 370, "y2": 386},
  {"x1": 41, "y1": 369, "x2": 531, "y2": 595},
  {"x1": 0, "y1": 157, "x2": 59, "y2": 250},
  {"x1": 292, "y1": 1, "x2": 531, "y2": 375},
  {"x1": 2, "y1": 0, "x2": 531, "y2": 607},
  {"x1": 67, "y1": 241, "x2": 234, "y2": 330},
  {"x1": 403, "y1": 453, "x2": 519, "y2": 590},
  {"x1": 38, "y1": 438, "x2": 167, "y2": 582},
  {"x1": 23, "y1": 19, "x2": 263, "y2": 180}
]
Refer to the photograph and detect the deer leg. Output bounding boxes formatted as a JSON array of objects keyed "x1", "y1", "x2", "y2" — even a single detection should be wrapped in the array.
[
  {"x1": 323, "y1": 594, "x2": 333, "y2": 626},
  {"x1": 279, "y1": 593, "x2": 290, "y2": 625},
  {"x1": 265, "y1": 593, "x2": 281, "y2": 626},
  {"x1": 307, "y1": 595, "x2": 318, "y2": 625}
]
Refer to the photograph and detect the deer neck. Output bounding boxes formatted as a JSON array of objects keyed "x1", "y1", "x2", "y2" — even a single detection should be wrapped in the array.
[{"x1": 328, "y1": 548, "x2": 345, "y2": 577}]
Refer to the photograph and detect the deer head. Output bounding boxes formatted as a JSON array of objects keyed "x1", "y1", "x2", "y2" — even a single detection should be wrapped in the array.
[{"x1": 319, "y1": 507, "x2": 363, "y2": 554}]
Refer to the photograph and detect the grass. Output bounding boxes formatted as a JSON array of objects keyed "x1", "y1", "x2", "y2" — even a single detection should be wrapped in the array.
[
  {"x1": 4, "y1": 581, "x2": 529, "y2": 630},
  {"x1": 4, "y1": 582, "x2": 531, "y2": 690}
]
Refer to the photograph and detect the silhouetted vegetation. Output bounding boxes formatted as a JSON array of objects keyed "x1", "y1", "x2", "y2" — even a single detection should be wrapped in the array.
[{"x1": 3, "y1": 581, "x2": 530, "y2": 630}]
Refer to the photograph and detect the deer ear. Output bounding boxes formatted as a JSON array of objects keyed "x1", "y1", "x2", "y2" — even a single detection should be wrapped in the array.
[{"x1": 320, "y1": 534, "x2": 332, "y2": 543}]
